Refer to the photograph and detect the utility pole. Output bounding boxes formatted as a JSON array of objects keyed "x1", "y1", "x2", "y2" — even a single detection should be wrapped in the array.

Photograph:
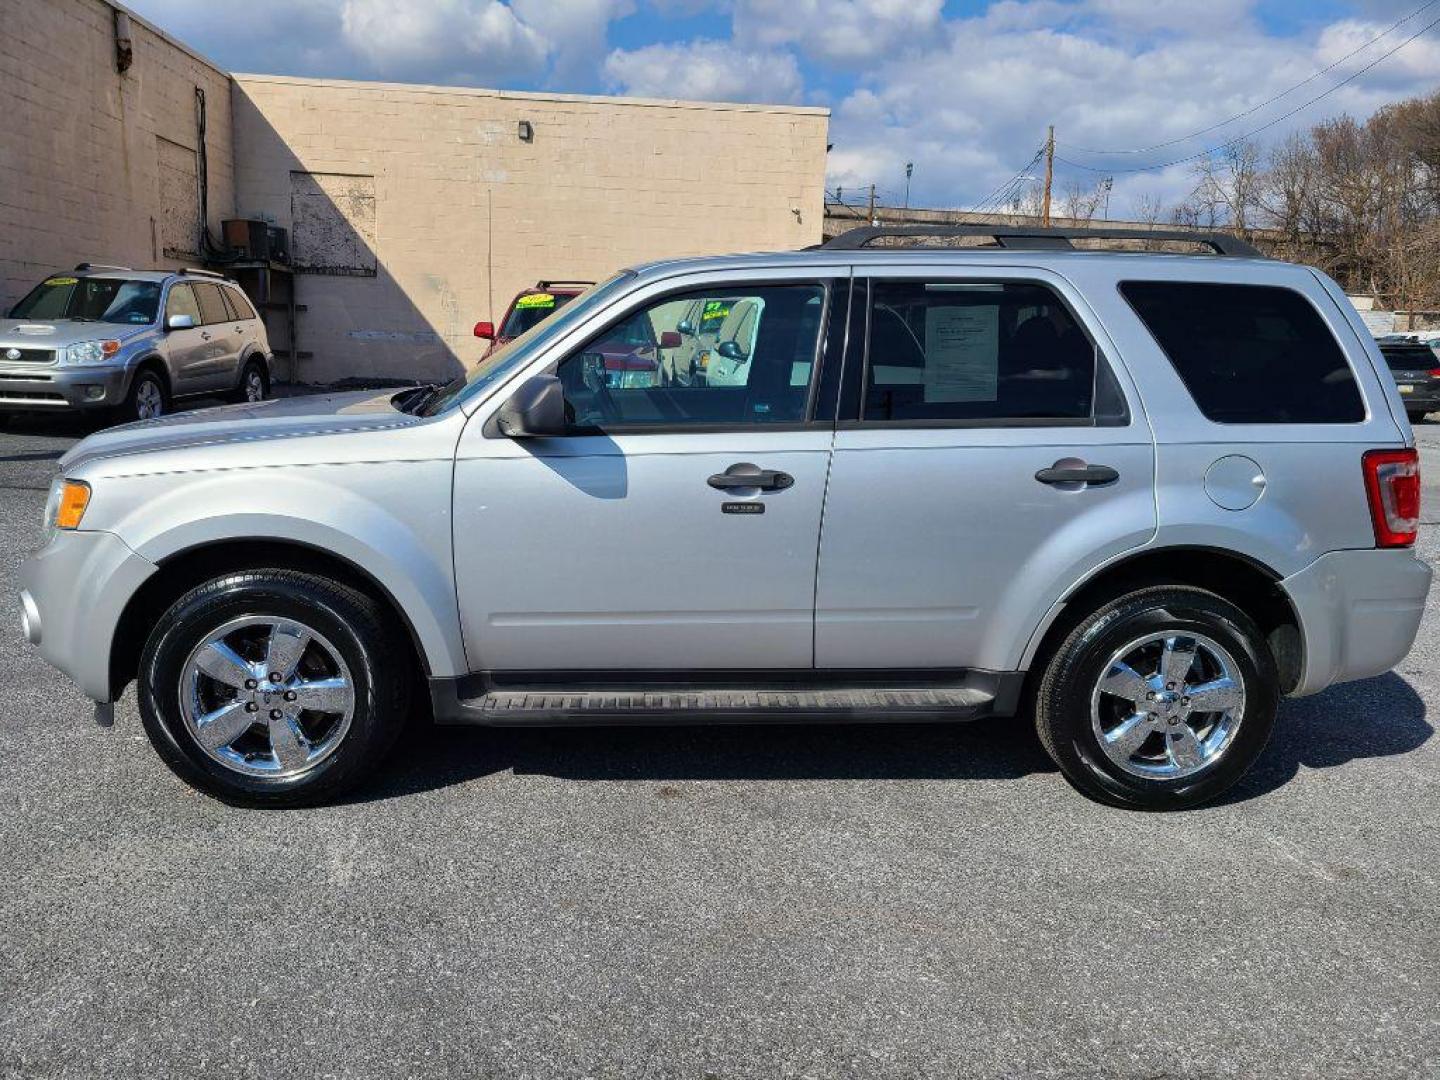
[
  {"x1": 868, "y1": 183, "x2": 877, "y2": 225},
  {"x1": 1041, "y1": 125, "x2": 1054, "y2": 227},
  {"x1": 1101, "y1": 176, "x2": 1113, "y2": 220},
  {"x1": 904, "y1": 162, "x2": 913, "y2": 209}
]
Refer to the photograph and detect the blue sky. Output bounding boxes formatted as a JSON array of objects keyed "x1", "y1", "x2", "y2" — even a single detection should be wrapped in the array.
[{"x1": 127, "y1": 0, "x2": 1440, "y2": 216}]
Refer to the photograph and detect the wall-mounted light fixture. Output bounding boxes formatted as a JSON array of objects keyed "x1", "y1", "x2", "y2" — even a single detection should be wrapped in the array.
[{"x1": 517, "y1": 120, "x2": 533, "y2": 143}]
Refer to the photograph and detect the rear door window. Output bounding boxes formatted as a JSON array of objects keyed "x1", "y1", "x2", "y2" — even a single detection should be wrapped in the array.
[
  {"x1": 193, "y1": 283, "x2": 231, "y2": 326},
  {"x1": 863, "y1": 281, "x2": 1097, "y2": 422},
  {"x1": 1120, "y1": 282, "x2": 1364, "y2": 424}
]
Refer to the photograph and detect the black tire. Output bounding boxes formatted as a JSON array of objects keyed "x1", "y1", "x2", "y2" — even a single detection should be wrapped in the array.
[
  {"x1": 1034, "y1": 586, "x2": 1278, "y2": 811},
  {"x1": 229, "y1": 357, "x2": 270, "y2": 404},
  {"x1": 119, "y1": 367, "x2": 169, "y2": 423},
  {"x1": 137, "y1": 569, "x2": 411, "y2": 807},
  {"x1": 1406, "y1": 408, "x2": 1427, "y2": 424}
]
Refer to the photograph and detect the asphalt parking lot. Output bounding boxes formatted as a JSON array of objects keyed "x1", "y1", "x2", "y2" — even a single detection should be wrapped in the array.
[{"x1": 1, "y1": 406, "x2": 1438, "y2": 1079}]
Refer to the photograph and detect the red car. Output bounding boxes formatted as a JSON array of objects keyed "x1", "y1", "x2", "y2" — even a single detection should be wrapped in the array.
[
  {"x1": 474, "y1": 281, "x2": 592, "y2": 358},
  {"x1": 476, "y1": 280, "x2": 676, "y2": 388}
]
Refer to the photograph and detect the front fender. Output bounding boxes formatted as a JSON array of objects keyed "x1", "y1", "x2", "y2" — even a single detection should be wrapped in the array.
[{"x1": 84, "y1": 464, "x2": 466, "y2": 678}]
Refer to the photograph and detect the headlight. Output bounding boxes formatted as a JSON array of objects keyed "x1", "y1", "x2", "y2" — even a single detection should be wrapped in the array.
[{"x1": 64, "y1": 340, "x2": 121, "y2": 365}]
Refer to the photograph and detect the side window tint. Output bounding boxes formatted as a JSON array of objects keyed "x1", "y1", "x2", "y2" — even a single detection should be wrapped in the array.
[
  {"x1": 225, "y1": 287, "x2": 258, "y2": 321},
  {"x1": 165, "y1": 283, "x2": 201, "y2": 324},
  {"x1": 1120, "y1": 282, "x2": 1364, "y2": 424},
  {"x1": 556, "y1": 284, "x2": 826, "y2": 429},
  {"x1": 865, "y1": 281, "x2": 1095, "y2": 422},
  {"x1": 193, "y1": 283, "x2": 230, "y2": 325}
]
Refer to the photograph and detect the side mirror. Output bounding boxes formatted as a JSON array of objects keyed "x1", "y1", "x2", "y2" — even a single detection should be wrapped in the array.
[
  {"x1": 495, "y1": 374, "x2": 566, "y2": 437},
  {"x1": 658, "y1": 330, "x2": 682, "y2": 349},
  {"x1": 676, "y1": 320, "x2": 697, "y2": 337},
  {"x1": 474, "y1": 321, "x2": 495, "y2": 340},
  {"x1": 717, "y1": 340, "x2": 747, "y2": 362},
  {"x1": 166, "y1": 313, "x2": 195, "y2": 331}
]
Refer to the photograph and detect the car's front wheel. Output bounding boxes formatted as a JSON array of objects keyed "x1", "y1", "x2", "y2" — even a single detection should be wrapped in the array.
[
  {"x1": 137, "y1": 569, "x2": 411, "y2": 806},
  {"x1": 1033, "y1": 586, "x2": 1278, "y2": 811},
  {"x1": 121, "y1": 368, "x2": 168, "y2": 422}
]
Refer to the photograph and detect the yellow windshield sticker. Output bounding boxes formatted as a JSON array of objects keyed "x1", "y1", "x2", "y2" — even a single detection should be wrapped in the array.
[
  {"x1": 515, "y1": 292, "x2": 556, "y2": 310},
  {"x1": 44, "y1": 276, "x2": 78, "y2": 286}
]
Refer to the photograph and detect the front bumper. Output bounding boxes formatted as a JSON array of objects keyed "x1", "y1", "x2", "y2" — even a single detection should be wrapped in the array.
[
  {"x1": 0, "y1": 364, "x2": 130, "y2": 409},
  {"x1": 18, "y1": 528, "x2": 158, "y2": 702},
  {"x1": 1280, "y1": 548, "x2": 1432, "y2": 696}
]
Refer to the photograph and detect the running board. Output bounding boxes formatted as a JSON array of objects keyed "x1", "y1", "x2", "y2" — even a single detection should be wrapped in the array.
[{"x1": 430, "y1": 672, "x2": 1021, "y2": 727}]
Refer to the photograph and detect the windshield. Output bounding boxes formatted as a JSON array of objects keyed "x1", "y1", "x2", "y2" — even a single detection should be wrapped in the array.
[
  {"x1": 420, "y1": 272, "x2": 634, "y2": 416},
  {"x1": 9, "y1": 275, "x2": 162, "y2": 325},
  {"x1": 499, "y1": 291, "x2": 578, "y2": 338}
]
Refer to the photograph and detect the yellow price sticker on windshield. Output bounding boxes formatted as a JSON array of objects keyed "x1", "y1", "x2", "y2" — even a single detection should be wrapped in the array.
[
  {"x1": 44, "y1": 277, "x2": 78, "y2": 286},
  {"x1": 515, "y1": 292, "x2": 556, "y2": 310}
]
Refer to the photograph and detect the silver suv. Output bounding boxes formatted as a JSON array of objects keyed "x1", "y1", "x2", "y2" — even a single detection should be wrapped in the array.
[
  {"x1": 0, "y1": 265, "x2": 272, "y2": 423},
  {"x1": 17, "y1": 226, "x2": 1432, "y2": 810}
]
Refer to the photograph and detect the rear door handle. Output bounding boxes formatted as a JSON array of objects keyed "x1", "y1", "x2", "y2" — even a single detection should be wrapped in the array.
[
  {"x1": 708, "y1": 463, "x2": 795, "y2": 491},
  {"x1": 1035, "y1": 462, "x2": 1119, "y2": 486},
  {"x1": 200, "y1": 331, "x2": 212, "y2": 341}
]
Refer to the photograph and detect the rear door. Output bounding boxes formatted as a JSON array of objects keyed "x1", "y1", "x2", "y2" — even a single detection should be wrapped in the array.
[
  {"x1": 814, "y1": 268, "x2": 1157, "y2": 673},
  {"x1": 191, "y1": 282, "x2": 240, "y2": 391}
]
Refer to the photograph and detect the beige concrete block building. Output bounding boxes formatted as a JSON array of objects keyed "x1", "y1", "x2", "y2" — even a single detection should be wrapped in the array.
[{"x1": 0, "y1": 0, "x2": 830, "y2": 385}]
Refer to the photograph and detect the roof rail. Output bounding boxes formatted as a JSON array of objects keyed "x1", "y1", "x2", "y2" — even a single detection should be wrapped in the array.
[
  {"x1": 536, "y1": 279, "x2": 596, "y2": 289},
  {"x1": 180, "y1": 267, "x2": 227, "y2": 279},
  {"x1": 74, "y1": 262, "x2": 133, "y2": 272},
  {"x1": 820, "y1": 225, "x2": 1261, "y2": 257}
]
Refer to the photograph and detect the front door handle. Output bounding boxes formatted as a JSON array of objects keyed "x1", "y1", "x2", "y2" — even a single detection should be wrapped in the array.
[
  {"x1": 1035, "y1": 461, "x2": 1119, "y2": 486},
  {"x1": 200, "y1": 331, "x2": 212, "y2": 341},
  {"x1": 708, "y1": 462, "x2": 795, "y2": 491}
]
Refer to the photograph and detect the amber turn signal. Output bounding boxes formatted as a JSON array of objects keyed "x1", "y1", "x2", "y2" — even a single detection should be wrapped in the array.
[{"x1": 55, "y1": 480, "x2": 91, "y2": 530}]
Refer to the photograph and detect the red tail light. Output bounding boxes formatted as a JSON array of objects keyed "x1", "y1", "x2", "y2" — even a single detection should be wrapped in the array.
[
  {"x1": 1362, "y1": 448, "x2": 1420, "y2": 547},
  {"x1": 1429, "y1": 368, "x2": 1440, "y2": 377}
]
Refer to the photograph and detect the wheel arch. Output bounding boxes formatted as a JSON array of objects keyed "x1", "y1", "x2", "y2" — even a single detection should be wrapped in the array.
[
  {"x1": 110, "y1": 536, "x2": 439, "y2": 701},
  {"x1": 1021, "y1": 545, "x2": 1303, "y2": 696},
  {"x1": 127, "y1": 354, "x2": 172, "y2": 395}
]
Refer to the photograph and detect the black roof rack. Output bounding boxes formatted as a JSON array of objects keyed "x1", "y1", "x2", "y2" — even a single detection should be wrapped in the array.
[
  {"x1": 181, "y1": 267, "x2": 227, "y2": 279},
  {"x1": 821, "y1": 225, "x2": 1261, "y2": 257},
  {"x1": 74, "y1": 262, "x2": 133, "y2": 272},
  {"x1": 536, "y1": 279, "x2": 595, "y2": 289}
]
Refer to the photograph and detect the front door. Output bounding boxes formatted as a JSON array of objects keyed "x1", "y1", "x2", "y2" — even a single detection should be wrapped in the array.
[
  {"x1": 814, "y1": 271, "x2": 1157, "y2": 672},
  {"x1": 161, "y1": 283, "x2": 209, "y2": 391},
  {"x1": 453, "y1": 278, "x2": 837, "y2": 673}
]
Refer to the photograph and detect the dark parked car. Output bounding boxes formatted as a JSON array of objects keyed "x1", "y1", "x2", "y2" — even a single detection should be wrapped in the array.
[{"x1": 1377, "y1": 336, "x2": 1440, "y2": 423}]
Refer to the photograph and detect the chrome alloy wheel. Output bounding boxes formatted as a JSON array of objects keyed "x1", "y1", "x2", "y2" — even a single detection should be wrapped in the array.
[
  {"x1": 135, "y1": 378, "x2": 164, "y2": 419},
  {"x1": 179, "y1": 616, "x2": 355, "y2": 778},
  {"x1": 1089, "y1": 631, "x2": 1246, "y2": 780},
  {"x1": 244, "y1": 368, "x2": 265, "y2": 402}
]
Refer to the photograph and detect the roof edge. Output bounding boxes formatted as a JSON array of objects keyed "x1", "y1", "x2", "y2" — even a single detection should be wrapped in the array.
[{"x1": 230, "y1": 72, "x2": 830, "y2": 116}]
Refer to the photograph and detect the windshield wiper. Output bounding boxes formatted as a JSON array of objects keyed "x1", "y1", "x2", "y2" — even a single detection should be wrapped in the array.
[{"x1": 397, "y1": 383, "x2": 441, "y2": 415}]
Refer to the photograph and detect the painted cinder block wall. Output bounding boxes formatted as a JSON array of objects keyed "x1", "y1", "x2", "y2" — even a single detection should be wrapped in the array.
[
  {"x1": 231, "y1": 74, "x2": 829, "y2": 385},
  {"x1": 0, "y1": 0, "x2": 829, "y2": 386},
  {"x1": 0, "y1": 0, "x2": 234, "y2": 309}
]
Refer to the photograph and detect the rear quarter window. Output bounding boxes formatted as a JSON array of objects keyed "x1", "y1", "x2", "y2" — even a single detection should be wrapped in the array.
[{"x1": 1120, "y1": 281, "x2": 1364, "y2": 424}]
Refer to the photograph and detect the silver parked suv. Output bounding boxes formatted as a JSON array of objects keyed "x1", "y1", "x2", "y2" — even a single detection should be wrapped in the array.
[
  {"x1": 17, "y1": 226, "x2": 1432, "y2": 810},
  {"x1": 0, "y1": 265, "x2": 271, "y2": 423}
]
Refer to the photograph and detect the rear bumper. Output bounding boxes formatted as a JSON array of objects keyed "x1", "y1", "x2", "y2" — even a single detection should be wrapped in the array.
[
  {"x1": 1281, "y1": 548, "x2": 1432, "y2": 696},
  {"x1": 17, "y1": 528, "x2": 157, "y2": 702},
  {"x1": 0, "y1": 365, "x2": 130, "y2": 409}
]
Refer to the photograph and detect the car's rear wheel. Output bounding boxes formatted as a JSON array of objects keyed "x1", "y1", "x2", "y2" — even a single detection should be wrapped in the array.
[
  {"x1": 1406, "y1": 408, "x2": 1427, "y2": 424},
  {"x1": 121, "y1": 368, "x2": 168, "y2": 422},
  {"x1": 137, "y1": 569, "x2": 410, "y2": 806},
  {"x1": 1034, "y1": 586, "x2": 1278, "y2": 811},
  {"x1": 229, "y1": 358, "x2": 269, "y2": 404}
]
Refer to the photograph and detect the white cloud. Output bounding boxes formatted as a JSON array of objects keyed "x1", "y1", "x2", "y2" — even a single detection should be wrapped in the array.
[
  {"x1": 824, "y1": 8, "x2": 1440, "y2": 216},
  {"x1": 603, "y1": 39, "x2": 804, "y2": 103},
  {"x1": 733, "y1": 0, "x2": 944, "y2": 65},
  {"x1": 340, "y1": 0, "x2": 550, "y2": 83}
]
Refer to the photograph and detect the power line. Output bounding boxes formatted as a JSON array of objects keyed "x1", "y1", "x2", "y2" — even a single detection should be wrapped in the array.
[
  {"x1": 1059, "y1": 0, "x2": 1438, "y2": 156},
  {"x1": 1055, "y1": 12, "x2": 1440, "y2": 175},
  {"x1": 969, "y1": 146, "x2": 1046, "y2": 214}
]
